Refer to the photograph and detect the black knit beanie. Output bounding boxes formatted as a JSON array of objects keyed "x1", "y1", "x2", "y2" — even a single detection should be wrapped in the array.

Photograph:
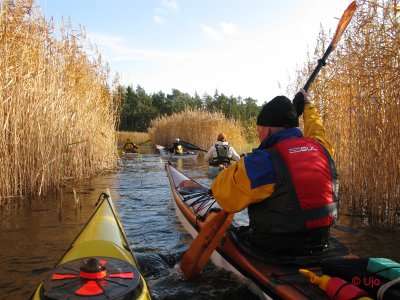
[{"x1": 256, "y1": 96, "x2": 299, "y2": 127}]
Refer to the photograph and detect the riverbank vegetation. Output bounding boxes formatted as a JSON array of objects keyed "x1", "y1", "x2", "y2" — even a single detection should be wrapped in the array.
[
  {"x1": 117, "y1": 86, "x2": 260, "y2": 144},
  {"x1": 0, "y1": 1, "x2": 120, "y2": 202}
]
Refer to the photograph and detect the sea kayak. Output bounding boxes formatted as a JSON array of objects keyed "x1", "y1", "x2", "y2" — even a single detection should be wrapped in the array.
[
  {"x1": 156, "y1": 144, "x2": 198, "y2": 159},
  {"x1": 31, "y1": 189, "x2": 151, "y2": 300},
  {"x1": 165, "y1": 163, "x2": 400, "y2": 300}
]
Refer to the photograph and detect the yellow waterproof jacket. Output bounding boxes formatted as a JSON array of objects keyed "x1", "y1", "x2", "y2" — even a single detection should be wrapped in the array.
[{"x1": 175, "y1": 144, "x2": 183, "y2": 154}]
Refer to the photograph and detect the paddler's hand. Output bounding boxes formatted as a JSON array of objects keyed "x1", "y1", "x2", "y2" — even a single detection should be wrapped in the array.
[
  {"x1": 293, "y1": 92, "x2": 304, "y2": 117},
  {"x1": 299, "y1": 88, "x2": 313, "y2": 104},
  {"x1": 293, "y1": 88, "x2": 313, "y2": 117}
]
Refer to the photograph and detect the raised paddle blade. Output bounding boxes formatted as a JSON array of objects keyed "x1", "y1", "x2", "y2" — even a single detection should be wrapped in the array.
[
  {"x1": 180, "y1": 211, "x2": 234, "y2": 279},
  {"x1": 303, "y1": 1, "x2": 358, "y2": 91},
  {"x1": 331, "y1": 1, "x2": 358, "y2": 48},
  {"x1": 138, "y1": 139, "x2": 151, "y2": 146},
  {"x1": 180, "y1": 140, "x2": 208, "y2": 152}
]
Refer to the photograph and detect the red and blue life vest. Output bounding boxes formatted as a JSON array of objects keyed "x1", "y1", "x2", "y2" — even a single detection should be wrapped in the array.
[{"x1": 248, "y1": 137, "x2": 339, "y2": 234}]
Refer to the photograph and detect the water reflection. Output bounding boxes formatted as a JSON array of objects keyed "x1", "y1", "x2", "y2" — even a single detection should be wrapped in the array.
[{"x1": 0, "y1": 149, "x2": 399, "y2": 299}]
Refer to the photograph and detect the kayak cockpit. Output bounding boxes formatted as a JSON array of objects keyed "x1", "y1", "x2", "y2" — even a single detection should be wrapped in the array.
[{"x1": 228, "y1": 226, "x2": 349, "y2": 267}]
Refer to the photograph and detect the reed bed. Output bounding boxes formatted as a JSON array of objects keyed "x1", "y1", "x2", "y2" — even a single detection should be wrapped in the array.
[
  {"x1": 148, "y1": 109, "x2": 250, "y2": 154},
  {"x1": 0, "y1": 1, "x2": 120, "y2": 202},
  {"x1": 293, "y1": 0, "x2": 400, "y2": 227}
]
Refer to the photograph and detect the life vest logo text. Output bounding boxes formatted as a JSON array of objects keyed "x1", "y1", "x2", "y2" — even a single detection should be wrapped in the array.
[{"x1": 288, "y1": 146, "x2": 317, "y2": 153}]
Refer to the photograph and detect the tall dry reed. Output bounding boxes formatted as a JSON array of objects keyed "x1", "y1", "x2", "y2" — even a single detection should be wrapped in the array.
[
  {"x1": 0, "y1": 1, "x2": 120, "y2": 202},
  {"x1": 148, "y1": 109, "x2": 250, "y2": 154},
  {"x1": 293, "y1": 0, "x2": 400, "y2": 227}
]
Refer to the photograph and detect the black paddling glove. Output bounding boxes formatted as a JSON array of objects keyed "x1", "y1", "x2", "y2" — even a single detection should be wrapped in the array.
[{"x1": 292, "y1": 92, "x2": 305, "y2": 117}]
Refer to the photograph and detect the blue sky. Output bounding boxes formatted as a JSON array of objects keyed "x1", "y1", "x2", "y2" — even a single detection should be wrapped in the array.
[{"x1": 35, "y1": 0, "x2": 353, "y2": 104}]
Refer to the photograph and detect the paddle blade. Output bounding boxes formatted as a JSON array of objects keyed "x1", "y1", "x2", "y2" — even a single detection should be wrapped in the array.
[
  {"x1": 138, "y1": 139, "x2": 151, "y2": 146},
  {"x1": 331, "y1": 1, "x2": 358, "y2": 48},
  {"x1": 180, "y1": 211, "x2": 234, "y2": 279},
  {"x1": 180, "y1": 140, "x2": 207, "y2": 152},
  {"x1": 303, "y1": 1, "x2": 357, "y2": 91}
]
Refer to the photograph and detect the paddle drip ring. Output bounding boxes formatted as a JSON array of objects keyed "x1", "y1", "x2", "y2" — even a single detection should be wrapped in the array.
[{"x1": 40, "y1": 256, "x2": 143, "y2": 299}]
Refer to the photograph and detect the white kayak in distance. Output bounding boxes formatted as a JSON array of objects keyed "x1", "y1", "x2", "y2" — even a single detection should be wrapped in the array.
[{"x1": 155, "y1": 144, "x2": 198, "y2": 159}]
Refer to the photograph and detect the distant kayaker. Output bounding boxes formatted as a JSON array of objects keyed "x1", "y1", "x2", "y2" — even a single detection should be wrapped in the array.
[
  {"x1": 211, "y1": 88, "x2": 338, "y2": 255},
  {"x1": 169, "y1": 138, "x2": 184, "y2": 155},
  {"x1": 204, "y1": 133, "x2": 240, "y2": 167},
  {"x1": 123, "y1": 138, "x2": 139, "y2": 153}
]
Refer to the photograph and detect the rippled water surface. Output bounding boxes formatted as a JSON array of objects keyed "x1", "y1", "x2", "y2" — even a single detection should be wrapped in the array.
[{"x1": 0, "y1": 148, "x2": 399, "y2": 299}]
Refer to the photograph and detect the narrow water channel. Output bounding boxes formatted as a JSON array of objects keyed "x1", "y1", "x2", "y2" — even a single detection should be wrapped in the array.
[{"x1": 0, "y1": 148, "x2": 399, "y2": 299}]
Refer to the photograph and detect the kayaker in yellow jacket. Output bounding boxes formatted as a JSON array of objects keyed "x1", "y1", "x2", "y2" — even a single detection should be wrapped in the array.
[
  {"x1": 211, "y1": 88, "x2": 339, "y2": 254},
  {"x1": 123, "y1": 138, "x2": 139, "y2": 153},
  {"x1": 169, "y1": 138, "x2": 184, "y2": 155}
]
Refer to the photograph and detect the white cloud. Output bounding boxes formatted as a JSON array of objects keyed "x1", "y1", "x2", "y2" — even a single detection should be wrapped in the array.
[
  {"x1": 154, "y1": 15, "x2": 165, "y2": 25},
  {"x1": 87, "y1": 33, "x2": 125, "y2": 51},
  {"x1": 88, "y1": 29, "x2": 291, "y2": 101},
  {"x1": 220, "y1": 21, "x2": 238, "y2": 35},
  {"x1": 154, "y1": 0, "x2": 178, "y2": 25},
  {"x1": 162, "y1": 0, "x2": 179, "y2": 12},
  {"x1": 88, "y1": 32, "x2": 197, "y2": 62},
  {"x1": 199, "y1": 21, "x2": 238, "y2": 42},
  {"x1": 199, "y1": 23, "x2": 221, "y2": 41}
]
